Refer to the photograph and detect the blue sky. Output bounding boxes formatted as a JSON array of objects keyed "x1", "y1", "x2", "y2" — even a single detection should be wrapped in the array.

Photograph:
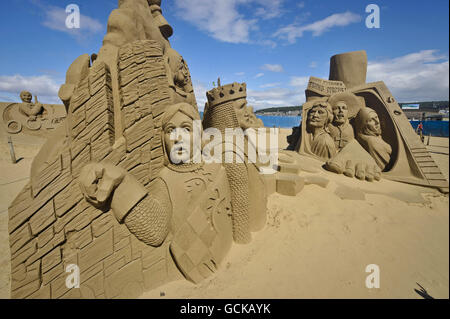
[{"x1": 0, "y1": 0, "x2": 448, "y2": 110}]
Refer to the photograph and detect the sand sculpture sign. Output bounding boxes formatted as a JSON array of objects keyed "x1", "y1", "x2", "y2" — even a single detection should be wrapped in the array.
[
  {"x1": 0, "y1": 91, "x2": 66, "y2": 136},
  {"x1": 7, "y1": 1, "x2": 448, "y2": 300}
]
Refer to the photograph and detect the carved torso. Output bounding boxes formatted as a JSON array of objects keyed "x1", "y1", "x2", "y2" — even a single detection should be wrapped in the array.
[
  {"x1": 159, "y1": 163, "x2": 233, "y2": 283},
  {"x1": 309, "y1": 130, "x2": 337, "y2": 160},
  {"x1": 356, "y1": 133, "x2": 392, "y2": 170},
  {"x1": 328, "y1": 122, "x2": 355, "y2": 150}
]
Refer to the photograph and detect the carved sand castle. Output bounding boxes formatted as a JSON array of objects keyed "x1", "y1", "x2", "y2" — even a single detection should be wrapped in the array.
[{"x1": 7, "y1": 2, "x2": 448, "y2": 299}]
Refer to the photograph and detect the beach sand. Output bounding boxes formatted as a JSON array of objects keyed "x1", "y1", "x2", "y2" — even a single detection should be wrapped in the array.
[{"x1": 0, "y1": 128, "x2": 448, "y2": 299}]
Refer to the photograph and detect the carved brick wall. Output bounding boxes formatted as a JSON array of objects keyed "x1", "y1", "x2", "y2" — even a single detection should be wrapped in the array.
[{"x1": 8, "y1": 40, "x2": 175, "y2": 299}]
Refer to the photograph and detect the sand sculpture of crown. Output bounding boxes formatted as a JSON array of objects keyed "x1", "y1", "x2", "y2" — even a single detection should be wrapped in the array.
[{"x1": 207, "y1": 81, "x2": 247, "y2": 106}]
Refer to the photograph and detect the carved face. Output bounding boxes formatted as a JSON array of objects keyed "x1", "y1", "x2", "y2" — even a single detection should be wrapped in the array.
[
  {"x1": 232, "y1": 98, "x2": 260, "y2": 129},
  {"x1": 163, "y1": 112, "x2": 194, "y2": 164},
  {"x1": 174, "y1": 59, "x2": 189, "y2": 88},
  {"x1": 363, "y1": 111, "x2": 382, "y2": 136},
  {"x1": 332, "y1": 101, "x2": 349, "y2": 125},
  {"x1": 20, "y1": 91, "x2": 32, "y2": 103},
  {"x1": 308, "y1": 105, "x2": 329, "y2": 128}
]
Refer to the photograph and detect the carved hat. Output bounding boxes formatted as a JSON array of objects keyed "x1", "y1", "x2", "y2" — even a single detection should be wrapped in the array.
[
  {"x1": 327, "y1": 92, "x2": 362, "y2": 119},
  {"x1": 161, "y1": 102, "x2": 201, "y2": 128},
  {"x1": 206, "y1": 81, "x2": 247, "y2": 107}
]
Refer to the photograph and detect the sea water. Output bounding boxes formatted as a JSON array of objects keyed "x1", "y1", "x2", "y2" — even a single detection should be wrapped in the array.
[
  {"x1": 257, "y1": 116, "x2": 449, "y2": 138},
  {"x1": 199, "y1": 113, "x2": 448, "y2": 137}
]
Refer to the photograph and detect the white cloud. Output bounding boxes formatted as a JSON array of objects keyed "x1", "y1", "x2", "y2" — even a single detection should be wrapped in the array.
[
  {"x1": 173, "y1": 0, "x2": 257, "y2": 43},
  {"x1": 195, "y1": 50, "x2": 449, "y2": 111},
  {"x1": 0, "y1": 95, "x2": 14, "y2": 102},
  {"x1": 192, "y1": 80, "x2": 209, "y2": 111},
  {"x1": 235, "y1": 72, "x2": 246, "y2": 76},
  {"x1": 256, "y1": 39, "x2": 278, "y2": 48},
  {"x1": 253, "y1": 0, "x2": 284, "y2": 20},
  {"x1": 261, "y1": 64, "x2": 284, "y2": 72},
  {"x1": 367, "y1": 50, "x2": 449, "y2": 102},
  {"x1": 260, "y1": 82, "x2": 282, "y2": 88},
  {"x1": 247, "y1": 87, "x2": 304, "y2": 109},
  {"x1": 244, "y1": 76, "x2": 309, "y2": 109},
  {"x1": 41, "y1": 5, "x2": 104, "y2": 39},
  {"x1": 255, "y1": 73, "x2": 265, "y2": 78},
  {"x1": 309, "y1": 61, "x2": 318, "y2": 68},
  {"x1": 0, "y1": 74, "x2": 62, "y2": 104},
  {"x1": 173, "y1": 0, "x2": 285, "y2": 44},
  {"x1": 274, "y1": 11, "x2": 362, "y2": 43},
  {"x1": 289, "y1": 76, "x2": 310, "y2": 88}
]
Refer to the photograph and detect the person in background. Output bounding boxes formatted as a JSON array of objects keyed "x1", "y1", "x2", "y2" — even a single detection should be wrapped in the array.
[{"x1": 417, "y1": 122, "x2": 424, "y2": 143}]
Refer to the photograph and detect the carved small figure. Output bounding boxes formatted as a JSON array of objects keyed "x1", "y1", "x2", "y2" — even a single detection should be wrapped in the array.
[{"x1": 18, "y1": 91, "x2": 44, "y2": 121}]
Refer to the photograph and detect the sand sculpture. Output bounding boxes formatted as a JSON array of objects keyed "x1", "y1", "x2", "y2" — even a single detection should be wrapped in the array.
[
  {"x1": 354, "y1": 107, "x2": 392, "y2": 170},
  {"x1": 18, "y1": 91, "x2": 44, "y2": 121},
  {"x1": 204, "y1": 79, "x2": 264, "y2": 130},
  {"x1": 8, "y1": 0, "x2": 268, "y2": 299},
  {"x1": 289, "y1": 50, "x2": 448, "y2": 193},
  {"x1": 305, "y1": 100, "x2": 337, "y2": 161},
  {"x1": 0, "y1": 91, "x2": 66, "y2": 136},
  {"x1": 7, "y1": 0, "x2": 448, "y2": 300},
  {"x1": 203, "y1": 81, "x2": 268, "y2": 243},
  {"x1": 78, "y1": 102, "x2": 235, "y2": 284},
  {"x1": 328, "y1": 92, "x2": 358, "y2": 151}
]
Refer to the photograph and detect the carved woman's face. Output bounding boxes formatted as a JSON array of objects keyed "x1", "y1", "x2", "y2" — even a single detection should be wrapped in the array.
[
  {"x1": 308, "y1": 105, "x2": 329, "y2": 128},
  {"x1": 163, "y1": 112, "x2": 194, "y2": 164},
  {"x1": 364, "y1": 112, "x2": 381, "y2": 136}
]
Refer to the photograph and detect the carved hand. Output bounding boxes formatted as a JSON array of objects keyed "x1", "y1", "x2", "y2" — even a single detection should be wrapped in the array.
[
  {"x1": 326, "y1": 159, "x2": 381, "y2": 182},
  {"x1": 343, "y1": 160, "x2": 382, "y2": 182},
  {"x1": 79, "y1": 162, "x2": 126, "y2": 209}
]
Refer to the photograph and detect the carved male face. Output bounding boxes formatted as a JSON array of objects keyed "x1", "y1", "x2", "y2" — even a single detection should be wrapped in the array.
[
  {"x1": 164, "y1": 111, "x2": 194, "y2": 164},
  {"x1": 233, "y1": 98, "x2": 248, "y2": 128},
  {"x1": 308, "y1": 104, "x2": 329, "y2": 128},
  {"x1": 20, "y1": 91, "x2": 32, "y2": 103},
  {"x1": 174, "y1": 59, "x2": 190, "y2": 88},
  {"x1": 332, "y1": 101, "x2": 349, "y2": 125},
  {"x1": 232, "y1": 98, "x2": 261, "y2": 129},
  {"x1": 364, "y1": 111, "x2": 381, "y2": 136}
]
